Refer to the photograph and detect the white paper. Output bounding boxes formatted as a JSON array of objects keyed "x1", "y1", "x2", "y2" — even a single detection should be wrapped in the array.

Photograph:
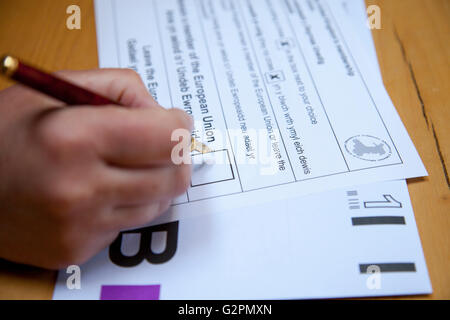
[
  {"x1": 54, "y1": 179, "x2": 431, "y2": 299},
  {"x1": 327, "y1": 0, "x2": 383, "y2": 85},
  {"x1": 91, "y1": 0, "x2": 427, "y2": 222}
]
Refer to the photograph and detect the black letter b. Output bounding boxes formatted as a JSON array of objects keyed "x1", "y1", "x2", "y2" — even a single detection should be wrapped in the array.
[{"x1": 109, "y1": 221, "x2": 179, "y2": 267}]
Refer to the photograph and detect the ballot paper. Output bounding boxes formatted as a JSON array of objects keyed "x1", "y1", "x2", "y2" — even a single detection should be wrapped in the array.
[
  {"x1": 52, "y1": 0, "x2": 431, "y2": 299},
  {"x1": 54, "y1": 179, "x2": 431, "y2": 299},
  {"x1": 90, "y1": 0, "x2": 427, "y2": 221}
]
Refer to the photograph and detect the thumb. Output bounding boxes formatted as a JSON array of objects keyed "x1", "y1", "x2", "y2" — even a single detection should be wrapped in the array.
[{"x1": 54, "y1": 69, "x2": 161, "y2": 109}]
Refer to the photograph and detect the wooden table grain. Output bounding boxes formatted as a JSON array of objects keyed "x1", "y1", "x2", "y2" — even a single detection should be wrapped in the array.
[{"x1": 0, "y1": 0, "x2": 448, "y2": 299}]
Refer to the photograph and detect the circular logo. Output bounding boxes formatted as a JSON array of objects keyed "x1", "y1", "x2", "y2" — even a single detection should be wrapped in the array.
[{"x1": 344, "y1": 135, "x2": 392, "y2": 162}]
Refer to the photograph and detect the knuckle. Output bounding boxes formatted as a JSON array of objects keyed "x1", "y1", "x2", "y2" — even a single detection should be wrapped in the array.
[
  {"x1": 123, "y1": 68, "x2": 142, "y2": 83},
  {"x1": 42, "y1": 178, "x2": 92, "y2": 218},
  {"x1": 169, "y1": 108, "x2": 193, "y2": 131},
  {"x1": 36, "y1": 120, "x2": 88, "y2": 159},
  {"x1": 133, "y1": 205, "x2": 161, "y2": 227}
]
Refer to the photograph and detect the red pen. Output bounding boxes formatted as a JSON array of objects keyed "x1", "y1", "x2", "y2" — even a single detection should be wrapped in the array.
[{"x1": 0, "y1": 55, "x2": 210, "y2": 153}]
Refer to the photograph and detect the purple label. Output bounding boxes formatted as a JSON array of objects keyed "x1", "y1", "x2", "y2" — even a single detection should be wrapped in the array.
[{"x1": 100, "y1": 285, "x2": 160, "y2": 300}]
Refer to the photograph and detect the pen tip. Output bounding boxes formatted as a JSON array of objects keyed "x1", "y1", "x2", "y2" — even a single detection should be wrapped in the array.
[{"x1": 191, "y1": 138, "x2": 212, "y2": 154}]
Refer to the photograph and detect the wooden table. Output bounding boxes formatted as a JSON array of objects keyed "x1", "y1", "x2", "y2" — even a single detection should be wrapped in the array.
[{"x1": 0, "y1": 0, "x2": 448, "y2": 299}]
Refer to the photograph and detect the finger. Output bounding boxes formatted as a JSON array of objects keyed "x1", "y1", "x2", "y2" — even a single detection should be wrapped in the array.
[
  {"x1": 109, "y1": 200, "x2": 171, "y2": 231},
  {"x1": 0, "y1": 84, "x2": 63, "y2": 113},
  {"x1": 55, "y1": 69, "x2": 161, "y2": 109},
  {"x1": 92, "y1": 107, "x2": 193, "y2": 166},
  {"x1": 37, "y1": 105, "x2": 193, "y2": 167},
  {"x1": 105, "y1": 164, "x2": 191, "y2": 206},
  {"x1": 68, "y1": 229, "x2": 120, "y2": 267}
]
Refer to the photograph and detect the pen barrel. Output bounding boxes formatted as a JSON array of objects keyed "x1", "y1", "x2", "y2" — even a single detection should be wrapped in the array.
[{"x1": 11, "y1": 61, "x2": 116, "y2": 106}]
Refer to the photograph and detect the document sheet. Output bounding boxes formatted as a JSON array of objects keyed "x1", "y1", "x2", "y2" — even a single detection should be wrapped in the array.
[
  {"x1": 91, "y1": 0, "x2": 426, "y2": 219},
  {"x1": 53, "y1": 0, "x2": 431, "y2": 299},
  {"x1": 54, "y1": 179, "x2": 431, "y2": 299}
]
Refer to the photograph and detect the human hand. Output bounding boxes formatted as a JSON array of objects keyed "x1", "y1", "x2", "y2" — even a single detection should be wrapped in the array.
[{"x1": 0, "y1": 69, "x2": 192, "y2": 269}]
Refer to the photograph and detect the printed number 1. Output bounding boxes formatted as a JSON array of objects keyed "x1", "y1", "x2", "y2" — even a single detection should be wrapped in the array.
[{"x1": 364, "y1": 194, "x2": 402, "y2": 209}]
